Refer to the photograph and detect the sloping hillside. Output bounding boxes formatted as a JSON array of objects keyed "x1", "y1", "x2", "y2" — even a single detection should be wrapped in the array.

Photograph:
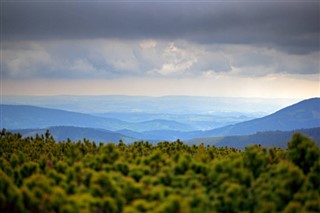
[
  {"x1": 187, "y1": 127, "x2": 320, "y2": 149},
  {"x1": 13, "y1": 126, "x2": 136, "y2": 144},
  {"x1": 1, "y1": 105, "x2": 127, "y2": 131},
  {"x1": 0, "y1": 105, "x2": 192, "y2": 132},
  {"x1": 200, "y1": 98, "x2": 320, "y2": 137}
]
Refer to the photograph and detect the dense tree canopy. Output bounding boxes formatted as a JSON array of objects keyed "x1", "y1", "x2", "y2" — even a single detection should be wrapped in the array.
[{"x1": 0, "y1": 130, "x2": 319, "y2": 212}]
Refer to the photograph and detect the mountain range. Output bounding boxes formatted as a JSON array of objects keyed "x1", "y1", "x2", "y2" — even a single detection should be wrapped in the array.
[
  {"x1": 2, "y1": 95, "x2": 297, "y2": 114},
  {"x1": 12, "y1": 126, "x2": 136, "y2": 144},
  {"x1": 1, "y1": 97, "x2": 320, "y2": 147},
  {"x1": 114, "y1": 98, "x2": 320, "y2": 141},
  {"x1": 186, "y1": 127, "x2": 320, "y2": 149},
  {"x1": 1, "y1": 105, "x2": 194, "y2": 132},
  {"x1": 195, "y1": 97, "x2": 320, "y2": 137},
  {"x1": 0, "y1": 104, "x2": 260, "y2": 132}
]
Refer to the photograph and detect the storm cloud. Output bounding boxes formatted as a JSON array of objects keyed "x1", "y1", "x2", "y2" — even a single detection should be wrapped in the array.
[
  {"x1": 1, "y1": 0, "x2": 319, "y2": 97},
  {"x1": 2, "y1": 39, "x2": 319, "y2": 80},
  {"x1": 2, "y1": 1, "x2": 319, "y2": 54}
]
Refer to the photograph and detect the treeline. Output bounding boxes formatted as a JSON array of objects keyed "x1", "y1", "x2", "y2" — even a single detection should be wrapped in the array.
[{"x1": 0, "y1": 129, "x2": 319, "y2": 213}]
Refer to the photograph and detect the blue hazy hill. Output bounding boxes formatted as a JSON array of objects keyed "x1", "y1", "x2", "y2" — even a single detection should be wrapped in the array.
[
  {"x1": 13, "y1": 126, "x2": 136, "y2": 144},
  {"x1": 0, "y1": 105, "x2": 193, "y2": 132},
  {"x1": 119, "y1": 98, "x2": 320, "y2": 141},
  {"x1": 197, "y1": 98, "x2": 320, "y2": 137},
  {"x1": 2, "y1": 95, "x2": 296, "y2": 114},
  {"x1": 2, "y1": 98, "x2": 319, "y2": 142},
  {"x1": 187, "y1": 127, "x2": 320, "y2": 149},
  {"x1": 1, "y1": 105, "x2": 127, "y2": 131}
]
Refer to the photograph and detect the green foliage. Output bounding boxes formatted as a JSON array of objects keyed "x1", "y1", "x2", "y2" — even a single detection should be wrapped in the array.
[
  {"x1": 252, "y1": 161, "x2": 305, "y2": 212},
  {"x1": 0, "y1": 130, "x2": 319, "y2": 212},
  {"x1": 243, "y1": 145, "x2": 268, "y2": 178},
  {"x1": 287, "y1": 133, "x2": 320, "y2": 174},
  {"x1": 0, "y1": 170, "x2": 23, "y2": 213}
]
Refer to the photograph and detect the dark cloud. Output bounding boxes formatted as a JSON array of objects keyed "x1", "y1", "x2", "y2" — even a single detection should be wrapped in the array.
[
  {"x1": 2, "y1": 1, "x2": 319, "y2": 54},
  {"x1": 2, "y1": 39, "x2": 318, "y2": 80}
]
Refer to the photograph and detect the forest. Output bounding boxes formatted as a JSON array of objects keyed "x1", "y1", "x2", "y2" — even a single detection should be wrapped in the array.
[{"x1": 1, "y1": 129, "x2": 319, "y2": 213}]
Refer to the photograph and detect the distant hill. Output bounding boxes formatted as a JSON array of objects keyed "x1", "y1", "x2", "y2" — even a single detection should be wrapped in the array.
[
  {"x1": 2, "y1": 98, "x2": 319, "y2": 142},
  {"x1": 13, "y1": 126, "x2": 320, "y2": 149},
  {"x1": 97, "y1": 112, "x2": 257, "y2": 131},
  {"x1": 0, "y1": 105, "x2": 193, "y2": 132},
  {"x1": 1, "y1": 105, "x2": 127, "y2": 131},
  {"x1": 186, "y1": 127, "x2": 320, "y2": 149},
  {"x1": 116, "y1": 129, "x2": 198, "y2": 141},
  {"x1": 136, "y1": 119, "x2": 193, "y2": 131},
  {"x1": 197, "y1": 98, "x2": 320, "y2": 137},
  {"x1": 124, "y1": 98, "x2": 320, "y2": 141},
  {"x1": 112, "y1": 98, "x2": 320, "y2": 141},
  {"x1": 13, "y1": 126, "x2": 136, "y2": 144},
  {"x1": 2, "y1": 95, "x2": 297, "y2": 114}
]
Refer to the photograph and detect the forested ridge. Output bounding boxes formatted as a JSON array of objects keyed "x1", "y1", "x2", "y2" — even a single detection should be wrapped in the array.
[{"x1": 1, "y1": 129, "x2": 319, "y2": 213}]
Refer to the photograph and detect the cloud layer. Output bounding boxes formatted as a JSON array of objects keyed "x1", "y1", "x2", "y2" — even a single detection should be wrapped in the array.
[
  {"x1": 2, "y1": 39, "x2": 319, "y2": 79},
  {"x1": 1, "y1": 1, "x2": 319, "y2": 98},
  {"x1": 3, "y1": 1, "x2": 319, "y2": 54}
]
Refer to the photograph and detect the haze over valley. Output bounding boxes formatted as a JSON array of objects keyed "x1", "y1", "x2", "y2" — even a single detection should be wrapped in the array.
[{"x1": 2, "y1": 97, "x2": 320, "y2": 148}]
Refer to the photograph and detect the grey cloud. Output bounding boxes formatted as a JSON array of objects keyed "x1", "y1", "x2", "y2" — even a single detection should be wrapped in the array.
[
  {"x1": 2, "y1": 1, "x2": 319, "y2": 54},
  {"x1": 2, "y1": 40, "x2": 319, "y2": 80}
]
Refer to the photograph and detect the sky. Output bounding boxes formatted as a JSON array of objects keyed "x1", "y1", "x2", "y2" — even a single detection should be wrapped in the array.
[{"x1": 1, "y1": 0, "x2": 319, "y2": 98}]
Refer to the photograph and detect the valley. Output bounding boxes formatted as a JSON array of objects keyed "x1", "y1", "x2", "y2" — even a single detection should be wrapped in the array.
[{"x1": 2, "y1": 97, "x2": 319, "y2": 149}]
